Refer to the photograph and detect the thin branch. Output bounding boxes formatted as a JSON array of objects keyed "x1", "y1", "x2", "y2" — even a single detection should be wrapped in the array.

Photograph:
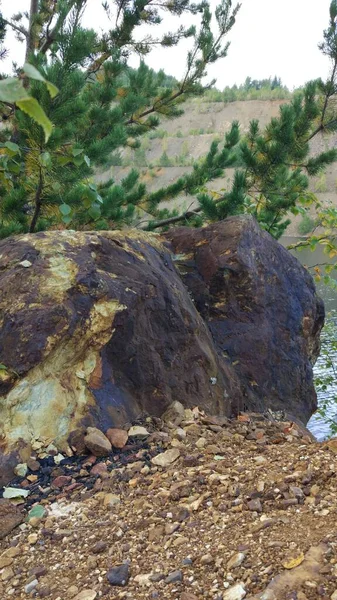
[
  {"x1": 2, "y1": 18, "x2": 27, "y2": 38},
  {"x1": 140, "y1": 206, "x2": 203, "y2": 230},
  {"x1": 29, "y1": 166, "x2": 43, "y2": 233},
  {"x1": 306, "y1": 59, "x2": 337, "y2": 142},
  {"x1": 40, "y1": 0, "x2": 80, "y2": 54}
]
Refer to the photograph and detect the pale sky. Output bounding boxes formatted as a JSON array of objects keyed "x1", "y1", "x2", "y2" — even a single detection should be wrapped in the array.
[{"x1": 0, "y1": 0, "x2": 333, "y2": 90}]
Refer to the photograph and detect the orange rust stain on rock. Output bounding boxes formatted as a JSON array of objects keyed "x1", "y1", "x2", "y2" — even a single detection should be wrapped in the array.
[{"x1": 89, "y1": 356, "x2": 103, "y2": 389}]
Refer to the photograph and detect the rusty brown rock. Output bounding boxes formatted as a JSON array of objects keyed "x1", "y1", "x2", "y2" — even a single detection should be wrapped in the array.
[
  {"x1": 84, "y1": 428, "x2": 112, "y2": 457},
  {"x1": 106, "y1": 428, "x2": 128, "y2": 449},
  {"x1": 0, "y1": 229, "x2": 240, "y2": 483},
  {"x1": 0, "y1": 499, "x2": 25, "y2": 539}
]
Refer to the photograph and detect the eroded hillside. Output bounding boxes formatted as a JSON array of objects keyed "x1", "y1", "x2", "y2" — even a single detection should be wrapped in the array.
[{"x1": 97, "y1": 98, "x2": 337, "y2": 236}]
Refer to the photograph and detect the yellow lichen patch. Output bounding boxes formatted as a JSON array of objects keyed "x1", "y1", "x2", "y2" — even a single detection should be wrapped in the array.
[
  {"x1": 43, "y1": 255, "x2": 78, "y2": 300},
  {"x1": 0, "y1": 296, "x2": 128, "y2": 451},
  {"x1": 87, "y1": 299, "x2": 127, "y2": 348}
]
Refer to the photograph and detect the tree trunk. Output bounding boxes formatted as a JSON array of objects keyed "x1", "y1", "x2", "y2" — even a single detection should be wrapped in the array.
[{"x1": 25, "y1": 0, "x2": 39, "y2": 61}]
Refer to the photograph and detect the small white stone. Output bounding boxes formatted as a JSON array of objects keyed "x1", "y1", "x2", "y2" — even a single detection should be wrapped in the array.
[
  {"x1": 223, "y1": 583, "x2": 246, "y2": 600},
  {"x1": 19, "y1": 260, "x2": 32, "y2": 268},
  {"x1": 128, "y1": 426, "x2": 149, "y2": 438}
]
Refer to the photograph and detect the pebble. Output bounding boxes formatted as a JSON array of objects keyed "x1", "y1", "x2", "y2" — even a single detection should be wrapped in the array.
[
  {"x1": 175, "y1": 428, "x2": 187, "y2": 440},
  {"x1": 107, "y1": 563, "x2": 130, "y2": 586},
  {"x1": 133, "y1": 573, "x2": 152, "y2": 586},
  {"x1": 151, "y1": 448, "x2": 180, "y2": 467},
  {"x1": 102, "y1": 493, "x2": 120, "y2": 507},
  {"x1": 51, "y1": 475, "x2": 72, "y2": 489},
  {"x1": 227, "y1": 552, "x2": 246, "y2": 569},
  {"x1": 24, "y1": 579, "x2": 38, "y2": 594},
  {"x1": 165, "y1": 570, "x2": 183, "y2": 584},
  {"x1": 331, "y1": 592, "x2": 337, "y2": 600},
  {"x1": 91, "y1": 462, "x2": 108, "y2": 476},
  {"x1": 72, "y1": 591, "x2": 97, "y2": 600},
  {"x1": 128, "y1": 426, "x2": 149, "y2": 438},
  {"x1": 161, "y1": 401, "x2": 185, "y2": 426},
  {"x1": 106, "y1": 428, "x2": 128, "y2": 448},
  {"x1": 27, "y1": 504, "x2": 47, "y2": 522},
  {"x1": 181, "y1": 593, "x2": 199, "y2": 600},
  {"x1": 0, "y1": 499, "x2": 25, "y2": 540},
  {"x1": 14, "y1": 463, "x2": 28, "y2": 477},
  {"x1": 254, "y1": 456, "x2": 267, "y2": 465},
  {"x1": 1, "y1": 566, "x2": 14, "y2": 581},
  {"x1": 84, "y1": 427, "x2": 112, "y2": 457},
  {"x1": 28, "y1": 533, "x2": 38, "y2": 545},
  {"x1": 92, "y1": 541, "x2": 107, "y2": 554},
  {"x1": 223, "y1": 583, "x2": 246, "y2": 600},
  {"x1": 200, "y1": 554, "x2": 214, "y2": 565},
  {"x1": 247, "y1": 498, "x2": 262, "y2": 512}
]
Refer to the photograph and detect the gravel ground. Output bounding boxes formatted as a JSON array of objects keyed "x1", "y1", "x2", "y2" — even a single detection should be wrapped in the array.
[{"x1": 1, "y1": 408, "x2": 337, "y2": 600}]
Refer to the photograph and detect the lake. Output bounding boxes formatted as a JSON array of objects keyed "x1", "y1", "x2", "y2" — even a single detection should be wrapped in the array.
[{"x1": 282, "y1": 237, "x2": 337, "y2": 440}]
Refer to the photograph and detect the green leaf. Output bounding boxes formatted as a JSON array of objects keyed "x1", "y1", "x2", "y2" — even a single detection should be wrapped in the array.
[
  {"x1": 59, "y1": 203, "x2": 71, "y2": 216},
  {"x1": 7, "y1": 161, "x2": 21, "y2": 174},
  {"x1": 73, "y1": 155, "x2": 84, "y2": 166},
  {"x1": 39, "y1": 152, "x2": 51, "y2": 167},
  {"x1": 57, "y1": 156, "x2": 72, "y2": 166},
  {"x1": 0, "y1": 364, "x2": 8, "y2": 371},
  {"x1": 16, "y1": 97, "x2": 53, "y2": 142},
  {"x1": 72, "y1": 148, "x2": 84, "y2": 157},
  {"x1": 89, "y1": 183, "x2": 97, "y2": 191},
  {"x1": 0, "y1": 77, "x2": 28, "y2": 103},
  {"x1": 3, "y1": 487, "x2": 30, "y2": 499},
  {"x1": 23, "y1": 63, "x2": 59, "y2": 98},
  {"x1": 84, "y1": 155, "x2": 91, "y2": 167},
  {"x1": 62, "y1": 215, "x2": 72, "y2": 225},
  {"x1": 4, "y1": 141, "x2": 20, "y2": 154},
  {"x1": 96, "y1": 193, "x2": 103, "y2": 204},
  {"x1": 88, "y1": 203, "x2": 101, "y2": 219}
]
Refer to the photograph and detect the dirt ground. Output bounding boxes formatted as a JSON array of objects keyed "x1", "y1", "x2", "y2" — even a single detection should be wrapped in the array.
[{"x1": 1, "y1": 408, "x2": 337, "y2": 600}]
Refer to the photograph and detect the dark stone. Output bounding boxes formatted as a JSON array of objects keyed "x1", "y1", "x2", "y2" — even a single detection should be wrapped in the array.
[
  {"x1": 165, "y1": 570, "x2": 183, "y2": 584},
  {"x1": 0, "y1": 449, "x2": 19, "y2": 487},
  {"x1": 0, "y1": 498, "x2": 25, "y2": 539},
  {"x1": 92, "y1": 540, "x2": 107, "y2": 554},
  {"x1": 166, "y1": 215, "x2": 324, "y2": 424},
  {"x1": 107, "y1": 563, "x2": 130, "y2": 586}
]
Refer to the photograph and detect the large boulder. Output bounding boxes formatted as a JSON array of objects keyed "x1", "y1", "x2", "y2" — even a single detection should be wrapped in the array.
[
  {"x1": 0, "y1": 217, "x2": 324, "y2": 482},
  {"x1": 166, "y1": 216, "x2": 324, "y2": 424},
  {"x1": 0, "y1": 229, "x2": 240, "y2": 464}
]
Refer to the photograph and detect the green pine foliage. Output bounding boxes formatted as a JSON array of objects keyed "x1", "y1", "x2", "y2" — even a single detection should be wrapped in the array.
[
  {"x1": 1, "y1": 1, "x2": 337, "y2": 243},
  {"x1": 0, "y1": 0, "x2": 240, "y2": 237}
]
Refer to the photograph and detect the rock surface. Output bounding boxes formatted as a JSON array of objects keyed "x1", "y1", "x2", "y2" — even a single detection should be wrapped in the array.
[
  {"x1": 84, "y1": 428, "x2": 112, "y2": 457},
  {"x1": 0, "y1": 218, "x2": 324, "y2": 478},
  {"x1": 0, "y1": 499, "x2": 24, "y2": 539},
  {"x1": 167, "y1": 216, "x2": 324, "y2": 424},
  {"x1": 0, "y1": 229, "x2": 239, "y2": 470}
]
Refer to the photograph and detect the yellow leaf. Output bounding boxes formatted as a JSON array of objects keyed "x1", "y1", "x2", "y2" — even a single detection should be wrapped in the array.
[{"x1": 283, "y1": 553, "x2": 305, "y2": 570}]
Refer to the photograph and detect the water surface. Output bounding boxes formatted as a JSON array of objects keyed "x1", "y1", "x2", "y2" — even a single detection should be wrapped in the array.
[{"x1": 282, "y1": 237, "x2": 337, "y2": 440}]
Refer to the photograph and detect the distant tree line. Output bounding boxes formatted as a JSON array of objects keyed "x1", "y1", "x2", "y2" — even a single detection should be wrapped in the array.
[{"x1": 204, "y1": 76, "x2": 292, "y2": 102}]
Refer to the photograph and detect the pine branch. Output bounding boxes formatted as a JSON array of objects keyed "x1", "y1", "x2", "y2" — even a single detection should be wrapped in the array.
[
  {"x1": 29, "y1": 167, "x2": 43, "y2": 233},
  {"x1": 2, "y1": 18, "x2": 27, "y2": 38},
  {"x1": 141, "y1": 206, "x2": 203, "y2": 230}
]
